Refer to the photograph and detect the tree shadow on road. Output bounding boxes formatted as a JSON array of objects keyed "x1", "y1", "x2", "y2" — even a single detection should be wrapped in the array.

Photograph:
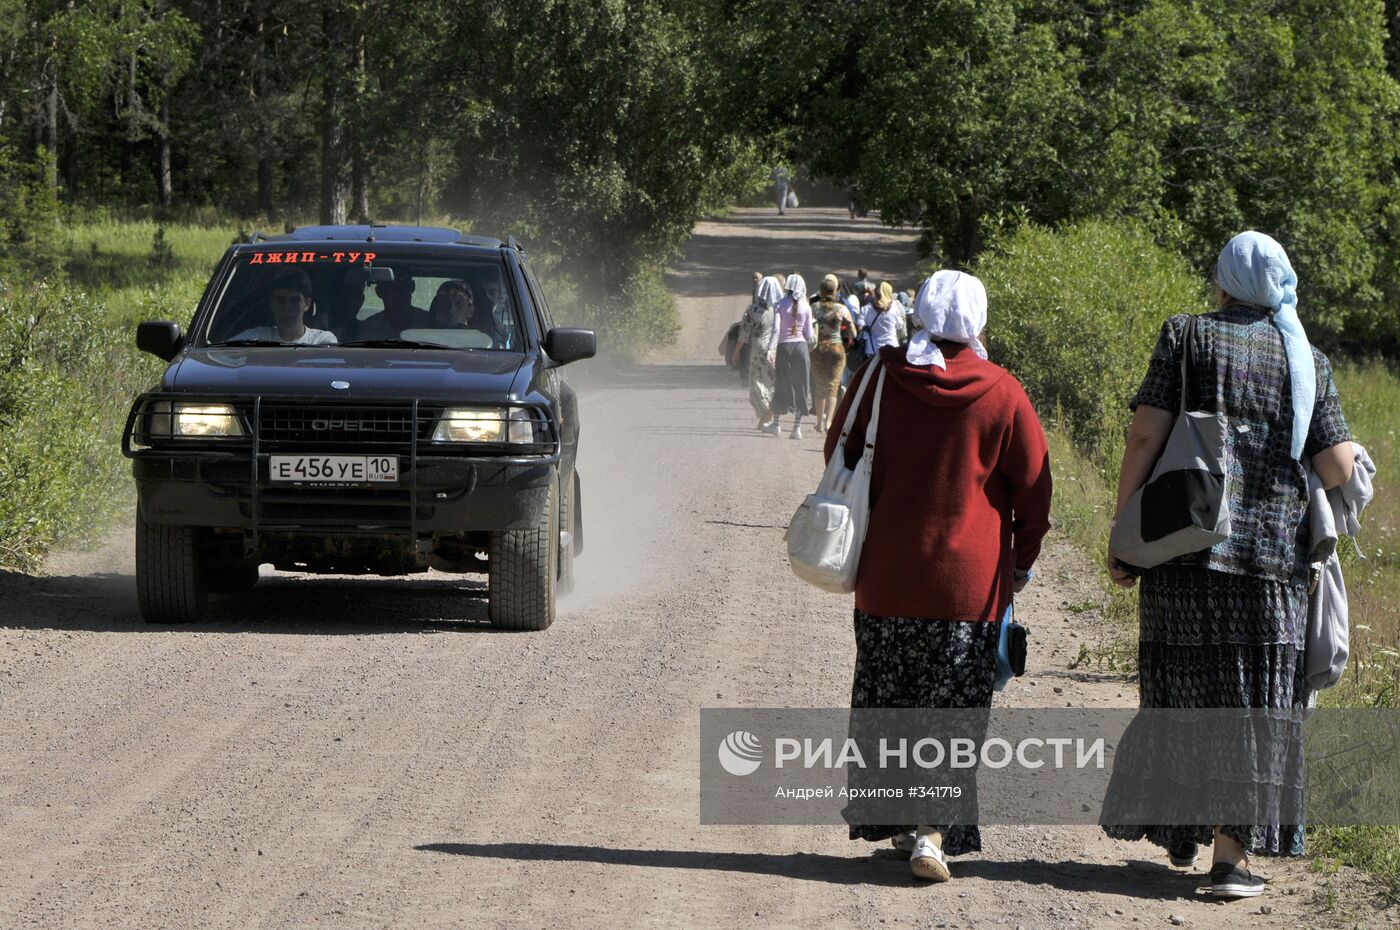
[
  {"x1": 415, "y1": 842, "x2": 1208, "y2": 899},
  {"x1": 667, "y1": 237, "x2": 921, "y2": 299},
  {"x1": 663, "y1": 208, "x2": 922, "y2": 300},
  {"x1": 0, "y1": 567, "x2": 503, "y2": 634}
]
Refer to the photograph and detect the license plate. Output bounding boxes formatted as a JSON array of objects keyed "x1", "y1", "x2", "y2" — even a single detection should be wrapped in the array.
[{"x1": 269, "y1": 454, "x2": 399, "y2": 484}]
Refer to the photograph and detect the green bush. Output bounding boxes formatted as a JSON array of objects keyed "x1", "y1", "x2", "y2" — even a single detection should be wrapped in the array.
[
  {"x1": 0, "y1": 281, "x2": 158, "y2": 569},
  {"x1": 973, "y1": 219, "x2": 1212, "y2": 473}
]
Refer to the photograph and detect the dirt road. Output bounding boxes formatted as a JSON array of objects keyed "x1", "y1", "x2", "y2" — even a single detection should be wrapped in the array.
[{"x1": 1, "y1": 208, "x2": 1391, "y2": 929}]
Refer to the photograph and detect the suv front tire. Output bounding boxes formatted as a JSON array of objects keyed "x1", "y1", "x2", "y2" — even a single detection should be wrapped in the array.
[
  {"x1": 135, "y1": 514, "x2": 209, "y2": 624},
  {"x1": 487, "y1": 481, "x2": 558, "y2": 630}
]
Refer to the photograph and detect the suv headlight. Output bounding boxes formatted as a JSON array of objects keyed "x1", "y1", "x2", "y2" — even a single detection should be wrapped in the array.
[
  {"x1": 143, "y1": 401, "x2": 245, "y2": 438},
  {"x1": 432, "y1": 407, "x2": 537, "y2": 444}
]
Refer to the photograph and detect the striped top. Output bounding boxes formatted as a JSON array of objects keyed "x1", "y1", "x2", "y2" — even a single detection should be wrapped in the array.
[{"x1": 1131, "y1": 304, "x2": 1352, "y2": 585}]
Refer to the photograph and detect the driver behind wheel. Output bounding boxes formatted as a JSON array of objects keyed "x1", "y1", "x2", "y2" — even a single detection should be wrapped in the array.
[{"x1": 231, "y1": 270, "x2": 338, "y2": 345}]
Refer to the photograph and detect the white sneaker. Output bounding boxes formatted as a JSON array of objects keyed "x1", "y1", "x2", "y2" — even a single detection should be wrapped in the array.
[
  {"x1": 909, "y1": 835, "x2": 950, "y2": 882},
  {"x1": 891, "y1": 831, "x2": 918, "y2": 857},
  {"x1": 789, "y1": 426, "x2": 803, "y2": 440}
]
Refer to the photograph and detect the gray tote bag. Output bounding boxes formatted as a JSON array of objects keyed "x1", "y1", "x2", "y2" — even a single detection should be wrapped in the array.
[{"x1": 1110, "y1": 316, "x2": 1232, "y2": 569}]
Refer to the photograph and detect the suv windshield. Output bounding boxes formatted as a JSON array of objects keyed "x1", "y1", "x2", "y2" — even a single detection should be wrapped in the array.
[{"x1": 199, "y1": 251, "x2": 524, "y2": 351}]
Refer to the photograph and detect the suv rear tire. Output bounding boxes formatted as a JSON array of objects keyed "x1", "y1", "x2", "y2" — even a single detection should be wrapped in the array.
[
  {"x1": 487, "y1": 482, "x2": 557, "y2": 630},
  {"x1": 135, "y1": 514, "x2": 209, "y2": 624}
]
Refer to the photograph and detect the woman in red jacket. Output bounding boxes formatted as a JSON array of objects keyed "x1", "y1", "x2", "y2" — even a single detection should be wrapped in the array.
[{"x1": 824, "y1": 270, "x2": 1053, "y2": 882}]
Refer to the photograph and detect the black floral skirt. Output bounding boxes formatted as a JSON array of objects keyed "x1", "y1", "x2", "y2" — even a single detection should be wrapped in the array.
[
  {"x1": 846, "y1": 609, "x2": 1000, "y2": 856},
  {"x1": 1102, "y1": 566, "x2": 1308, "y2": 857}
]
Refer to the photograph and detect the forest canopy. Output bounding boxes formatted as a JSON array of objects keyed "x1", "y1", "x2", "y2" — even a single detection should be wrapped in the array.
[{"x1": 0, "y1": 0, "x2": 1397, "y2": 352}]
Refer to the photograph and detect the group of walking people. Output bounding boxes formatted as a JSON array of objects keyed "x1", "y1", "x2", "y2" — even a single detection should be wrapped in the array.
[
  {"x1": 729, "y1": 269, "x2": 915, "y2": 440},
  {"x1": 799, "y1": 231, "x2": 1365, "y2": 899}
]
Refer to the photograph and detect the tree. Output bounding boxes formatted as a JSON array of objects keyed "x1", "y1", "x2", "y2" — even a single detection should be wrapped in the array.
[
  {"x1": 424, "y1": 0, "x2": 768, "y2": 330},
  {"x1": 786, "y1": 0, "x2": 1400, "y2": 349}
]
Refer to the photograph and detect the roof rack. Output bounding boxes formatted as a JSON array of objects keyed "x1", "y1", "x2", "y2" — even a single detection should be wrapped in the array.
[
  {"x1": 246, "y1": 230, "x2": 269, "y2": 243},
  {"x1": 505, "y1": 235, "x2": 521, "y2": 251}
]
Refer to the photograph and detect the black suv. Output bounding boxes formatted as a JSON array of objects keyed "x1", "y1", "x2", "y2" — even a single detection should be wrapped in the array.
[{"x1": 123, "y1": 224, "x2": 595, "y2": 630}]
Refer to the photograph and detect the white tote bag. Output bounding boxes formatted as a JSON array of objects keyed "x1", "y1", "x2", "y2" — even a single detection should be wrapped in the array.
[{"x1": 785, "y1": 360, "x2": 887, "y2": 592}]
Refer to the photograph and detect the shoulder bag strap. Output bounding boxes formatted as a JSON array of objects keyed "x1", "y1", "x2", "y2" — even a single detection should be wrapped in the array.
[
  {"x1": 836, "y1": 357, "x2": 882, "y2": 445},
  {"x1": 1178, "y1": 315, "x2": 1197, "y2": 417},
  {"x1": 861, "y1": 366, "x2": 889, "y2": 457}
]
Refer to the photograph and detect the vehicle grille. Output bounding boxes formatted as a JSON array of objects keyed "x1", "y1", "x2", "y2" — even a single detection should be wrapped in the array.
[{"x1": 256, "y1": 402, "x2": 438, "y2": 450}]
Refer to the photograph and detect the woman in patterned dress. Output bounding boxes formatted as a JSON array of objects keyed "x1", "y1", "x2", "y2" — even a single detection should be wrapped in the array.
[
  {"x1": 1104, "y1": 232, "x2": 1357, "y2": 899},
  {"x1": 825, "y1": 270, "x2": 1053, "y2": 882},
  {"x1": 810, "y1": 273, "x2": 858, "y2": 432},
  {"x1": 735, "y1": 275, "x2": 783, "y2": 429}
]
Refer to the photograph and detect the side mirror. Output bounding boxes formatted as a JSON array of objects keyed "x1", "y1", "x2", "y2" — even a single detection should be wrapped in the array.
[
  {"x1": 543, "y1": 327, "x2": 596, "y2": 366},
  {"x1": 136, "y1": 321, "x2": 182, "y2": 361}
]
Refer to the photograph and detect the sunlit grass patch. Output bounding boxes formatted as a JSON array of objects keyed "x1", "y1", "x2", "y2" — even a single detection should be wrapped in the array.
[
  {"x1": 1044, "y1": 421, "x2": 1140, "y2": 673},
  {"x1": 1310, "y1": 825, "x2": 1400, "y2": 900},
  {"x1": 1325, "y1": 360, "x2": 1400, "y2": 711},
  {"x1": 58, "y1": 218, "x2": 236, "y2": 328}
]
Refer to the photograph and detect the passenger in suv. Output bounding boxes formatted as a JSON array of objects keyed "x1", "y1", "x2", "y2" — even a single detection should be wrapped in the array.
[
  {"x1": 125, "y1": 225, "x2": 595, "y2": 631},
  {"x1": 357, "y1": 273, "x2": 431, "y2": 340}
]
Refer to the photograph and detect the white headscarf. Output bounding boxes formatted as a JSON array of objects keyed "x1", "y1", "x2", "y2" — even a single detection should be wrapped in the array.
[
  {"x1": 784, "y1": 273, "x2": 807, "y2": 303},
  {"x1": 906, "y1": 270, "x2": 989, "y2": 369},
  {"x1": 1215, "y1": 231, "x2": 1313, "y2": 459},
  {"x1": 754, "y1": 275, "x2": 783, "y2": 309}
]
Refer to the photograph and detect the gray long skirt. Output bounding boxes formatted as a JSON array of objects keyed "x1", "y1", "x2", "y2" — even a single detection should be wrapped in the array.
[
  {"x1": 771, "y1": 341, "x2": 811, "y2": 417},
  {"x1": 1102, "y1": 565, "x2": 1307, "y2": 856}
]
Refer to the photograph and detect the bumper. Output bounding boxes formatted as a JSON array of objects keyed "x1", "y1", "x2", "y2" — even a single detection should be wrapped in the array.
[{"x1": 133, "y1": 452, "x2": 557, "y2": 533}]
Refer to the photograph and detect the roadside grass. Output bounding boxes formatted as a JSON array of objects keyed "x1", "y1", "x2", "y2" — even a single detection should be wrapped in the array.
[
  {"x1": 1326, "y1": 360, "x2": 1400, "y2": 711},
  {"x1": 58, "y1": 218, "x2": 238, "y2": 328},
  {"x1": 0, "y1": 214, "x2": 236, "y2": 569},
  {"x1": 1307, "y1": 360, "x2": 1400, "y2": 897},
  {"x1": 1044, "y1": 423, "x2": 1140, "y2": 674}
]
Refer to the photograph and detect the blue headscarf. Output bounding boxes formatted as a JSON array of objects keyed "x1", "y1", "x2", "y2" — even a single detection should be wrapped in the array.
[{"x1": 1215, "y1": 231, "x2": 1314, "y2": 459}]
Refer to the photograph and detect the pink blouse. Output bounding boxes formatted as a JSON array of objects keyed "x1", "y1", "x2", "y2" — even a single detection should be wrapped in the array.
[{"x1": 767, "y1": 297, "x2": 813, "y2": 350}]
